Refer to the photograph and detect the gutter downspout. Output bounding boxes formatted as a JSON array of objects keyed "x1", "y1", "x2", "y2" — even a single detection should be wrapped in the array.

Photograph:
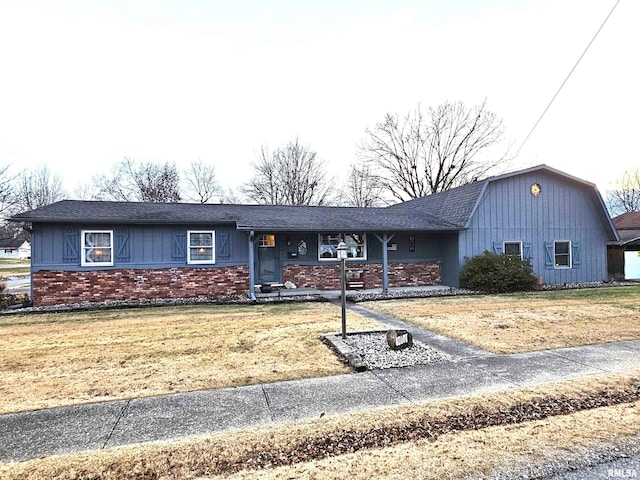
[{"x1": 248, "y1": 230, "x2": 256, "y2": 300}]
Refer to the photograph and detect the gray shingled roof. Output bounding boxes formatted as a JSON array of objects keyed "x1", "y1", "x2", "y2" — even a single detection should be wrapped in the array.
[
  {"x1": 9, "y1": 164, "x2": 616, "y2": 236},
  {"x1": 10, "y1": 200, "x2": 460, "y2": 232},
  {"x1": 387, "y1": 180, "x2": 486, "y2": 228},
  {"x1": 613, "y1": 211, "x2": 640, "y2": 230},
  {"x1": 612, "y1": 213, "x2": 640, "y2": 245},
  {"x1": 0, "y1": 238, "x2": 29, "y2": 249}
]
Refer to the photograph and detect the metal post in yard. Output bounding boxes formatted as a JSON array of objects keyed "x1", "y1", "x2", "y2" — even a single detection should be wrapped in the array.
[{"x1": 337, "y1": 241, "x2": 348, "y2": 339}]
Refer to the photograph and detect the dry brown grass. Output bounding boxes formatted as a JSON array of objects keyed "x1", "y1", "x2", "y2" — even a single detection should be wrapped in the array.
[
  {"x1": 0, "y1": 302, "x2": 380, "y2": 414},
  {"x1": 363, "y1": 286, "x2": 640, "y2": 353},
  {"x1": 225, "y1": 402, "x2": 640, "y2": 480},
  {"x1": 2, "y1": 371, "x2": 638, "y2": 480}
]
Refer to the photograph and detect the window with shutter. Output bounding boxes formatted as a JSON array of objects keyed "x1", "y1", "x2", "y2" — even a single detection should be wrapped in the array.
[
  {"x1": 81, "y1": 230, "x2": 113, "y2": 266},
  {"x1": 187, "y1": 230, "x2": 215, "y2": 264}
]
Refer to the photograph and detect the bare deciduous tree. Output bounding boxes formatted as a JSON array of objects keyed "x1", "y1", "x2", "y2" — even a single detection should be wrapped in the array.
[
  {"x1": 0, "y1": 164, "x2": 16, "y2": 216},
  {"x1": 70, "y1": 182, "x2": 101, "y2": 201},
  {"x1": 343, "y1": 161, "x2": 387, "y2": 207},
  {"x1": 14, "y1": 164, "x2": 66, "y2": 212},
  {"x1": 243, "y1": 139, "x2": 334, "y2": 206},
  {"x1": 358, "y1": 100, "x2": 509, "y2": 201},
  {"x1": 607, "y1": 167, "x2": 640, "y2": 215},
  {"x1": 218, "y1": 187, "x2": 243, "y2": 204},
  {"x1": 94, "y1": 158, "x2": 181, "y2": 202},
  {"x1": 183, "y1": 160, "x2": 220, "y2": 203}
]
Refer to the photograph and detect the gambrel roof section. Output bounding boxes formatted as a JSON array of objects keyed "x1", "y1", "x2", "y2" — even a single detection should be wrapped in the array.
[{"x1": 389, "y1": 164, "x2": 619, "y2": 239}]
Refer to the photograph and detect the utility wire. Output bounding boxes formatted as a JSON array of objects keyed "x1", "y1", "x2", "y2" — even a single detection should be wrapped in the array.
[{"x1": 516, "y1": 0, "x2": 621, "y2": 156}]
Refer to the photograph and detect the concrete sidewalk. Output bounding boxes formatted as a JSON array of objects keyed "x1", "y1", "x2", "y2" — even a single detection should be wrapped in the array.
[{"x1": 1, "y1": 338, "x2": 640, "y2": 463}]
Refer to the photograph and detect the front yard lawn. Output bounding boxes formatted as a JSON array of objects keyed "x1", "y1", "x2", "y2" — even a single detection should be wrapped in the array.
[
  {"x1": 363, "y1": 286, "x2": 640, "y2": 354},
  {"x1": 0, "y1": 302, "x2": 380, "y2": 414}
]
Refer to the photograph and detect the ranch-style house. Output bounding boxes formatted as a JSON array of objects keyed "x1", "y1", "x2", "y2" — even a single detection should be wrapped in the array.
[{"x1": 10, "y1": 164, "x2": 618, "y2": 307}]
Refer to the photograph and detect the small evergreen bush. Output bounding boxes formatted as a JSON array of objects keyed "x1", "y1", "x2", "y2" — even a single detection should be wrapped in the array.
[{"x1": 459, "y1": 251, "x2": 538, "y2": 294}]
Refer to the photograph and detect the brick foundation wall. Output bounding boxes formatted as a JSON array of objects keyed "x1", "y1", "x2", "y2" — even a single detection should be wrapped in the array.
[
  {"x1": 32, "y1": 266, "x2": 250, "y2": 307},
  {"x1": 283, "y1": 261, "x2": 441, "y2": 289}
]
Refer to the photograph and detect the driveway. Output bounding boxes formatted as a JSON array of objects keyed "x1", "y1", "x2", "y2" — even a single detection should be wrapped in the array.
[{"x1": 3, "y1": 272, "x2": 30, "y2": 294}]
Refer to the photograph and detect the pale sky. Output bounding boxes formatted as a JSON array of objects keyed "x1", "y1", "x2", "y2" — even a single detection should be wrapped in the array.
[{"x1": 0, "y1": 0, "x2": 637, "y2": 200}]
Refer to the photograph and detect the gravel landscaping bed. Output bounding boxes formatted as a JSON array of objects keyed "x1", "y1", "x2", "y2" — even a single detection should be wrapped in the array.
[
  {"x1": 340, "y1": 331, "x2": 451, "y2": 370},
  {"x1": 348, "y1": 281, "x2": 637, "y2": 302},
  {"x1": 2, "y1": 280, "x2": 637, "y2": 315}
]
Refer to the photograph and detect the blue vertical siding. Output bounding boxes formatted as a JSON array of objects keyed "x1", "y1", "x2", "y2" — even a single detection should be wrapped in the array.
[
  {"x1": 457, "y1": 171, "x2": 612, "y2": 285},
  {"x1": 31, "y1": 223, "x2": 247, "y2": 271}
]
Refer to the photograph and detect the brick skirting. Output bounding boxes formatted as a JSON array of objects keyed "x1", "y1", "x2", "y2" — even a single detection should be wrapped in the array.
[
  {"x1": 283, "y1": 261, "x2": 441, "y2": 290},
  {"x1": 32, "y1": 266, "x2": 250, "y2": 307}
]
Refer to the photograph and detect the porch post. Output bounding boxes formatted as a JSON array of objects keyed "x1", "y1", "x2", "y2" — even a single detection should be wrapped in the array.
[
  {"x1": 248, "y1": 230, "x2": 256, "y2": 300},
  {"x1": 381, "y1": 232, "x2": 389, "y2": 294},
  {"x1": 374, "y1": 232, "x2": 395, "y2": 294}
]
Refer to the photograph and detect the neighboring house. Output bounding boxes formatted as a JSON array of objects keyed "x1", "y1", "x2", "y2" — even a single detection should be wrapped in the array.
[
  {"x1": 0, "y1": 238, "x2": 31, "y2": 260},
  {"x1": 10, "y1": 164, "x2": 618, "y2": 307},
  {"x1": 608, "y1": 211, "x2": 640, "y2": 280}
]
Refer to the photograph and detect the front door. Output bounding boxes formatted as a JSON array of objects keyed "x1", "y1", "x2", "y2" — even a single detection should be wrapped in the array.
[{"x1": 256, "y1": 234, "x2": 280, "y2": 284}]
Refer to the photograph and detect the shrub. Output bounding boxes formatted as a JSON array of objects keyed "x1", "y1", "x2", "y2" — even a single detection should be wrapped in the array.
[
  {"x1": 459, "y1": 251, "x2": 538, "y2": 294},
  {"x1": 0, "y1": 293, "x2": 31, "y2": 309}
]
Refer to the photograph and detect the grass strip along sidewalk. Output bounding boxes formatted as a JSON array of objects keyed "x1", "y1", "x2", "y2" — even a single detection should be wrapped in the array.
[{"x1": 2, "y1": 371, "x2": 639, "y2": 480}]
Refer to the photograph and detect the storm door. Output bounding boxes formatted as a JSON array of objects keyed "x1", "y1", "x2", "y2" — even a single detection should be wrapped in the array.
[{"x1": 256, "y1": 234, "x2": 280, "y2": 284}]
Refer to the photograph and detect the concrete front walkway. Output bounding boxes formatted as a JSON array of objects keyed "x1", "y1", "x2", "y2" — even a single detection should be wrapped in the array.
[{"x1": 1, "y1": 338, "x2": 640, "y2": 463}]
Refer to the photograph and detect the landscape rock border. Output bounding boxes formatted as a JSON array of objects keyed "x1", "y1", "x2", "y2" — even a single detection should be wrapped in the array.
[
  {"x1": 321, "y1": 330, "x2": 451, "y2": 371},
  {"x1": 2, "y1": 281, "x2": 637, "y2": 315}
]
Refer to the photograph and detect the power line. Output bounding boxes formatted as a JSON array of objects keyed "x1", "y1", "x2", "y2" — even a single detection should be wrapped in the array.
[{"x1": 516, "y1": 0, "x2": 621, "y2": 156}]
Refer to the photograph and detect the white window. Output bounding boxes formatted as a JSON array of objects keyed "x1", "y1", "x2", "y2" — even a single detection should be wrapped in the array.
[
  {"x1": 554, "y1": 240, "x2": 571, "y2": 268},
  {"x1": 319, "y1": 233, "x2": 367, "y2": 261},
  {"x1": 188, "y1": 230, "x2": 215, "y2": 264},
  {"x1": 503, "y1": 241, "x2": 523, "y2": 259},
  {"x1": 81, "y1": 230, "x2": 113, "y2": 266}
]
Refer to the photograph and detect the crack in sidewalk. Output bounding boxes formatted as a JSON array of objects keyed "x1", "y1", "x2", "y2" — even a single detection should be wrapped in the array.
[
  {"x1": 102, "y1": 399, "x2": 132, "y2": 449},
  {"x1": 371, "y1": 370, "x2": 413, "y2": 403},
  {"x1": 262, "y1": 385, "x2": 275, "y2": 422}
]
